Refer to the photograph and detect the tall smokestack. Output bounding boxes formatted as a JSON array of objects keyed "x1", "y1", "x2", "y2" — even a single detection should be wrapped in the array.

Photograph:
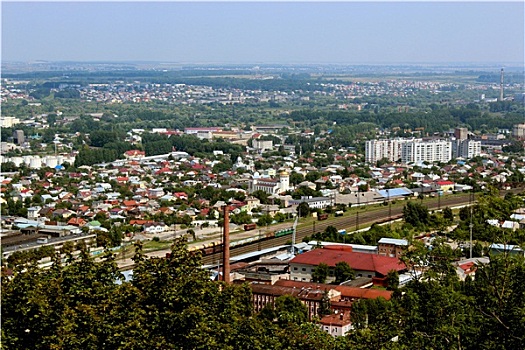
[
  {"x1": 222, "y1": 206, "x2": 230, "y2": 283},
  {"x1": 500, "y1": 68, "x2": 504, "y2": 101}
]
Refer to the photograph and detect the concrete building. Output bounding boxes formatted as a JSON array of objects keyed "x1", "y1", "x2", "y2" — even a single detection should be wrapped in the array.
[
  {"x1": 454, "y1": 127, "x2": 468, "y2": 140},
  {"x1": 0, "y1": 142, "x2": 17, "y2": 154},
  {"x1": 13, "y1": 130, "x2": 25, "y2": 145},
  {"x1": 253, "y1": 139, "x2": 273, "y2": 153},
  {"x1": 401, "y1": 139, "x2": 452, "y2": 164},
  {"x1": 0, "y1": 116, "x2": 20, "y2": 128},
  {"x1": 452, "y1": 139, "x2": 482, "y2": 159},
  {"x1": 365, "y1": 138, "x2": 410, "y2": 164},
  {"x1": 513, "y1": 124, "x2": 525, "y2": 139}
]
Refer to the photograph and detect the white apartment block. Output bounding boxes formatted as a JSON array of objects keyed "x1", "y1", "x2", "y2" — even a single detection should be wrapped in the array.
[
  {"x1": 253, "y1": 139, "x2": 273, "y2": 153},
  {"x1": 401, "y1": 139, "x2": 452, "y2": 164},
  {"x1": 0, "y1": 117, "x2": 20, "y2": 128},
  {"x1": 365, "y1": 139, "x2": 410, "y2": 164},
  {"x1": 452, "y1": 139, "x2": 482, "y2": 159}
]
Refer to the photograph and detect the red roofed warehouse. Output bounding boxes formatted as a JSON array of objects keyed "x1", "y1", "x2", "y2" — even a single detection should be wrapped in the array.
[{"x1": 289, "y1": 247, "x2": 406, "y2": 283}]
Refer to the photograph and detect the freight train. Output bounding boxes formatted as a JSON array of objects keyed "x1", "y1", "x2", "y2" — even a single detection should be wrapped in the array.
[{"x1": 186, "y1": 227, "x2": 295, "y2": 257}]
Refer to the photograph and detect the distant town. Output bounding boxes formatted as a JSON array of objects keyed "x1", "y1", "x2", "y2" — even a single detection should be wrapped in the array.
[{"x1": 2, "y1": 63, "x2": 525, "y2": 346}]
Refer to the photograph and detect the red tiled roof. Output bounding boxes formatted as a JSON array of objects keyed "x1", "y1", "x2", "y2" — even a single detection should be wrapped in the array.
[
  {"x1": 125, "y1": 150, "x2": 145, "y2": 156},
  {"x1": 436, "y1": 180, "x2": 455, "y2": 186},
  {"x1": 459, "y1": 262, "x2": 477, "y2": 274},
  {"x1": 273, "y1": 280, "x2": 392, "y2": 301},
  {"x1": 290, "y1": 249, "x2": 406, "y2": 276},
  {"x1": 130, "y1": 219, "x2": 153, "y2": 225},
  {"x1": 319, "y1": 313, "x2": 352, "y2": 326},
  {"x1": 67, "y1": 217, "x2": 87, "y2": 226}
]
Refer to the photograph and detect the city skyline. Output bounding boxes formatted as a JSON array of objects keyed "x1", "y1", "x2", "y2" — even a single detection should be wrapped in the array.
[{"x1": 2, "y1": 1, "x2": 524, "y2": 65}]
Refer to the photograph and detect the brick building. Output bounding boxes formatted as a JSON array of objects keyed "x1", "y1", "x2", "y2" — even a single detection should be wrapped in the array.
[{"x1": 289, "y1": 246, "x2": 406, "y2": 283}]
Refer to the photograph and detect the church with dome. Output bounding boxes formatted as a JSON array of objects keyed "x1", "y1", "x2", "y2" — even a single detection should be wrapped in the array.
[{"x1": 248, "y1": 170, "x2": 291, "y2": 195}]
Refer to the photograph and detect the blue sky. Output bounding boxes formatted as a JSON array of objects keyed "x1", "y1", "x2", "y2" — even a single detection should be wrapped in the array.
[{"x1": 2, "y1": 1, "x2": 524, "y2": 64}]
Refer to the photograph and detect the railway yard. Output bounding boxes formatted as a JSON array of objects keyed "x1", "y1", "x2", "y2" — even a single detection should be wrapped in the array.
[{"x1": 116, "y1": 190, "x2": 516, "y2": 270}]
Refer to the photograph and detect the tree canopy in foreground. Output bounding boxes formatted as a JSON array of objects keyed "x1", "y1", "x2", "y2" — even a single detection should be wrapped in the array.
[{"x1": 2, "y1": 238, "x2": 525, "y2": 349}]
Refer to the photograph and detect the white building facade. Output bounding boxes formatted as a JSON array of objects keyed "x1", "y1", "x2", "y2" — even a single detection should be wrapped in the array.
[
  {"x1": 365, "y1": 139, "x2": 411, "y2": 164},
  {"x1": 401, "y1": 139, "x2": 452, "y2": 164},
  {"x1": 249, "y1": 171, "x2": 290, "y2": 195},
  {"x1": 452, "y1": 139, "x2": 482, "y2": 159}
]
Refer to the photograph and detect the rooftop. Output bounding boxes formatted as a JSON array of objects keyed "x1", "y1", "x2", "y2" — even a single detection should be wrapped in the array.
[{"x1": 290, "y1": 248, "x2": 406, "y2": 276}]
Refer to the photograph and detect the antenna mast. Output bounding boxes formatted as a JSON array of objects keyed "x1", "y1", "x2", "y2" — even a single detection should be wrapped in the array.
[{"x1": 499, "y1": 68, "x2": 504, "y2": 102}]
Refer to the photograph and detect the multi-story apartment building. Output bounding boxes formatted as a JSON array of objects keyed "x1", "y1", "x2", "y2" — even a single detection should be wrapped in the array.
[
  {"x1": 452, "y1": 139, "x2": 482, "y2": 159},
  {"x1": 365, "y1": 138, "x2": 410, "y2": 164},
  {"x1": 454, "y1": 127, "x2": 468, "y2": 140},
  {"x1": 401, "y1": 139, "x2": 452, "y2": 164},
  {"x1": 513, "y1": 124, "x2": 525, "y2": 139}
]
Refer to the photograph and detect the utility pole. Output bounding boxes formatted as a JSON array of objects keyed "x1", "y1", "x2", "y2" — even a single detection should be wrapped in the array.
[
  {"x1": 222, "y1": 206, "x2": 230, "y2": 283},
  {"x1": 386, "y1": 188, "x2": 392, "y2": 231},
  {"x1": 386, "y1": 189, "x2": 392, "y2": 221},
  {"x1": 469, "y1": 187, "x2": 474, "y2": 259},
  {"x1": 355, "y1": 190, "x2": 360, "y2": 231}
]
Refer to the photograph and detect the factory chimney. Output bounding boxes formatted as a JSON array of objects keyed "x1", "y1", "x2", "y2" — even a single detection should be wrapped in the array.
[
  {"x1": 222, "y1": 206, "x2": 231, "y2": 283},
  {"x1": 499, "y1": 68, "x2": 504, "y2": 101}
]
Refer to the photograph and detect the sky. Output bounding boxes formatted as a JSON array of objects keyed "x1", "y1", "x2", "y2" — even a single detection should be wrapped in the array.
[{"x1": 1, "y1": 1, "x2": 524, "y2": 65}]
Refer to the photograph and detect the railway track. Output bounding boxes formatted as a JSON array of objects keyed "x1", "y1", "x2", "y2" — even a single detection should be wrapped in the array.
[
  {"x1": 200, "y1": 188, "x2": 523, "y2": 266},
  {"x1": 119, "y1": 188, "x2": 523, "y2": 269}
]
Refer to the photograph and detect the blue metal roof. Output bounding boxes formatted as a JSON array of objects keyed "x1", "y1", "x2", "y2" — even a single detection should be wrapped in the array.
[{"x1": 377, "y1": 187, "x2": 413, "y2": 198}]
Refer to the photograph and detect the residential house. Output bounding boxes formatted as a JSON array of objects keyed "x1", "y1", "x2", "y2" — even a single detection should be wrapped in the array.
[
  {"x1": 435, "y1": 180, "x2": 455, "y2": 192},
  {"x1": 52, "y1": 209, "x2": 73, "y2": 220},
  {"x1": 244, "y1": 196, "x2": 261, "y2": 212},
  {"x1": 144, "y1": 222, "x2": 167, "y2": 234},
  {"x1": 319, "y1": 313, "x2": 353, "y2": 337},
  {"x1": 67, "y1": 217, "x2": 87, "y2": 227},
  {"x1": 147, "y1": 188, "x2": 165, "y2": 199},
  {"x1": 27, "y1": 206, "x2": 41, "y2": 220},
  {"x1": 123, "y1": 149, "x2": 146, "y2": 159}
]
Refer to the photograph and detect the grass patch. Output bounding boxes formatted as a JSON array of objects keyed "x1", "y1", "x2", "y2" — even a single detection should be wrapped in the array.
[{"x1": 142, "y1": 240, "x2": 173, "y2": 252}]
